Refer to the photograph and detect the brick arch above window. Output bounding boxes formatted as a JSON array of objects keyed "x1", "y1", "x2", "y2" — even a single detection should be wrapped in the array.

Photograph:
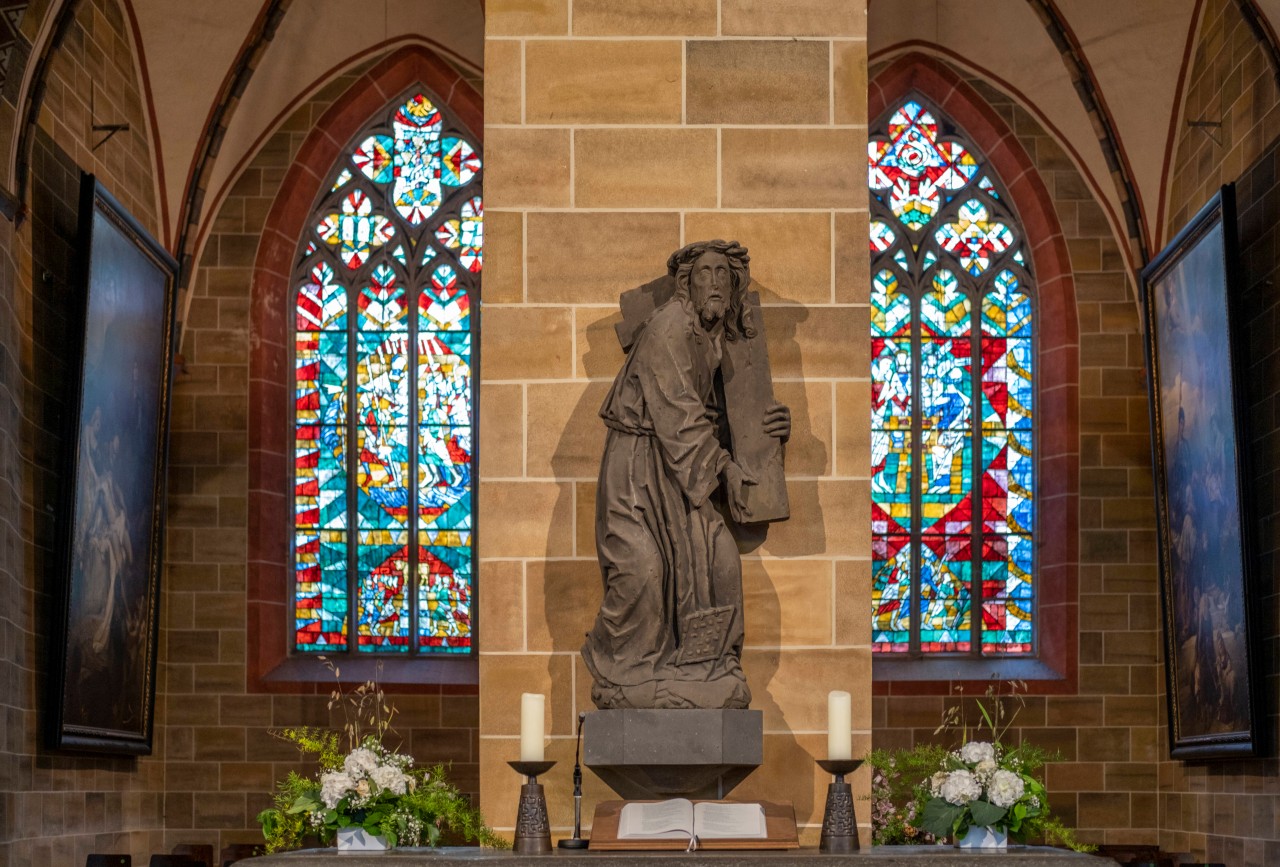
[
  {"x1": 247, "y1": 44, "x2": 482, "y2": 692},
  {"x1": 869, "y1": 52, "x2": 1080, "y2": 696}
]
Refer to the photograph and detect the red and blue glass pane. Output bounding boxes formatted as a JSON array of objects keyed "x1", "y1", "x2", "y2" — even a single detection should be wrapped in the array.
[
  {"x1": 868, "y1": 99, "x2": 1034, "y2": 655},
  {"x1": 872, "y1": 269, "x2": 913, "y2": 648},
  {"x1": 295, "y1": 92, "x2": 479, "y2": 653},
  {"x1": 868, "y1": 100, "x2": 977, "y2": 231},
  {"x1": 921, "y1": 535, "x2": 971, "y2": 652},
  {"x1": 934, "y1": 200, "x2": 1013, "y2": 276}
]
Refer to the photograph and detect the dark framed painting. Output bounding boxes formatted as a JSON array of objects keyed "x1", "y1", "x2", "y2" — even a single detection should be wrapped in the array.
[
  {"x1": 1140, "y1": 184, "x2": 1262, "y2": 760},
  {"x1": 47, "y1": 175, "x2": 178, "y2": 754}
]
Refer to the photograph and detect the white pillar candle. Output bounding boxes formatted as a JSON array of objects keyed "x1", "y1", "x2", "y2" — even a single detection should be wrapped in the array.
[
  {"x1": 828, "y1": 690, "x2": 852, "y2": 761},
  {"x1": 520, "y1": 693, "x2": 545, "y2": 762}
]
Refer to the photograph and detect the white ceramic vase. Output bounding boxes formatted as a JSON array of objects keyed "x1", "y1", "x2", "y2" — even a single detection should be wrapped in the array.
[
  {"x1": 336, "y1": 827, "x2": 390, "y2": 851},
  {"x1": 955, "y1": 824, "x2": 1008, "y2": 849}
]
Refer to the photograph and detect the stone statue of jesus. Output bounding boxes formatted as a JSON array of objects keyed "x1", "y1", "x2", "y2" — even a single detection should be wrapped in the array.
[{"x1": 581, "y1": 240, "x2": 790, "y2": 710}]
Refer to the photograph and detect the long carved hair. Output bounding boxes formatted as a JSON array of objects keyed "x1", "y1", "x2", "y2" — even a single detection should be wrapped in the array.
[{"x1": 668, "y1": 239, "x2": 758, "y2": 342}]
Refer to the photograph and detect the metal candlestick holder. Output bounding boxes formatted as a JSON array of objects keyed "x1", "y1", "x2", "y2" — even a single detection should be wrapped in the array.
[
  {"x1": 509, "y1": 760, "x2": 556, "y2": 854},
  {"x1": 817, "y1": 758, "x2": 862, "y2": 853}
]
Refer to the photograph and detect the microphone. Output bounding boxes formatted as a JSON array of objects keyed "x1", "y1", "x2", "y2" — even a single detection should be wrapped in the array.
[{"x1": 557, "y1": 711, "x2": 590, "y2": 849}]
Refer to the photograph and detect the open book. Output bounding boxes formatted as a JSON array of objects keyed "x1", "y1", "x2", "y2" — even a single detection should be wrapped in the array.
[{"x1": 618, "y1": 799, "x2": 767, "y2": 847}]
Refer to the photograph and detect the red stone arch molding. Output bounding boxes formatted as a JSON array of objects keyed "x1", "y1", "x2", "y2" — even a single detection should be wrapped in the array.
[
  {"x1": 869, "y1": 53, "x2": 1080, "y2": 696},
  {"x1": 246, "y1": 44, "x2": 483, "y2": 692}
]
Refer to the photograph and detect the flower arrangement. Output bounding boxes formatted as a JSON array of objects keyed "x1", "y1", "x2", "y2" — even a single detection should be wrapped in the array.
[
  {"x1": 867, "y1": 681, "x2": 1091, "y2": 852},
  {"x1": 256, "y1": 661, "x2": 503, "y2": 852},
  {"x1": 919, "y1": 738, "x2": 1052, "y2": 843}
]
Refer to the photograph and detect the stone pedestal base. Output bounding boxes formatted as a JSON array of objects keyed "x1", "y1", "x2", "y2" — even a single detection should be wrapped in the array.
[{"x1": 583, "y1": 708, "x2": 762, "y2": 799}]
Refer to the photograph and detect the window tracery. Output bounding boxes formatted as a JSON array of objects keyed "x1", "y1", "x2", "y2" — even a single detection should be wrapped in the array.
[
  {"x1": 293, "y1": 91, "x2": 480, "y2": 655},
  {"x1": 869, "y1": 98, "x2": 1035, "y2": 656}
]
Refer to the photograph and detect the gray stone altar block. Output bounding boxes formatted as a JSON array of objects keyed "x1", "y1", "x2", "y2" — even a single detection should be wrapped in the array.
[{"x1": 583, "y1": 708, "x2": 763, "y2": 799}]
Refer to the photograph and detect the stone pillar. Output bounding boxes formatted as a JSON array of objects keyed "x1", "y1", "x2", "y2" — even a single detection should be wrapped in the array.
[{"x1": 480, "y1": 0, "x2": 871, "y2": 845}]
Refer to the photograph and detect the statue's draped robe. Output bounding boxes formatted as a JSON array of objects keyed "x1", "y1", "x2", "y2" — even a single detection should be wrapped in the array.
[{"x1": 582, "y1": 295, "x2": 750, "y2": 709}]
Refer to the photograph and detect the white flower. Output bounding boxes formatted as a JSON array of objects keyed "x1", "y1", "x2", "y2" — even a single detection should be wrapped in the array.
[
  {"x1": 959, "y1": 741, "x2": 996, "y2": 764},
  {"x1": 344, "y1": 748, "x2": 379, "y2": 778},
  {"x1": 319, "y1": 771, "x2": 355, "y2": 809},
  {"x1": 929, "y1": 771, "x2": 949, "y2": 797},
  {"x1": 371, "y1": 764, "x2": 409, "y2": 795},
  {"x1": 939, "y1": 770, "x2": 983, "y2": 806},
  {"x1": 974, "y1": 758, "x2": 998, "y2": 783},
  {"x1": 987, "y1": 769, "x2": 1026, "y2": 808}
]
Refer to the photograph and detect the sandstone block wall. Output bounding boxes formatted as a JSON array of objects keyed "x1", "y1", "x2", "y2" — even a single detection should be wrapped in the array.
[
  {"x1": 0, "y1": 1, "x2": 167, "y2": 863},
  {"x1": 1159, "y1": 0, "x2": 1280, "y2": 862},
  {"x1": 479, "y1": 0, "x2": 873, "y2": 843}
]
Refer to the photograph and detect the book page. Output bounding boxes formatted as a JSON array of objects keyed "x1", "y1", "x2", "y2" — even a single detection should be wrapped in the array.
[
  {"x1": 618, "y1": 799, "x2": 694, "y2": 839},
  {"x1": 692, "y1": 802, "x2": 768, "y2": 839}
]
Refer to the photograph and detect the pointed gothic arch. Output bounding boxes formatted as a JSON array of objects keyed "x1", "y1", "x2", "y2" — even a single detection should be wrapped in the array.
[
  {"x1": 869, "y1": 53, "x2": 1079, "y2": 692},
  {"x1": 247, "y1": 44, "x2": 482, "y2": 689}
]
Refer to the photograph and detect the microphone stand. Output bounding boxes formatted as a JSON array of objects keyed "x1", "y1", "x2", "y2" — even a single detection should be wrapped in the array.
[{"x1": 557, "y1": 711, "x2": 590, "y2": 849}]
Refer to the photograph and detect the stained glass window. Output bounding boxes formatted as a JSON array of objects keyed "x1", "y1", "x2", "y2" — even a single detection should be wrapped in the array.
[
  {"x1": 869, "y1": 98, "x2": 1034, "y2": 656},
  {"x1": 294, "y1": 91, "x2": 479, "y2": 655}
]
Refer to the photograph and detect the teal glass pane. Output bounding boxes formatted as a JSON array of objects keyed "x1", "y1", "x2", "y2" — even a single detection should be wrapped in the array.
[
  {"x1": 981, "y1": 431, "x2": 1033, "y2": 536},
  {"x1": 295, "y1": 529, "x2": 348, "y2": 651},
  {"x1": 1007, "y1": 430, "x2": 1033, "y2": 534},
  {"x1": 869, "y1": 219, "x2": 896, "y2": 254},
  {"x1": 868, "y1": 99, "x2": 1035, "y2": 657},
  {"x1": 357, "y1": 424, "x2": 409, "y2": 529},
  {"x1": 356, "y1": 333, "x2": 411, "y2": 411},
  {"x1": 867, "y1": 100, "x2": 977, "y2": 231},
  {"x1": 418, "y1": 332, "x2": 471, "y2": 427},
  {"x1": 419, "y1": 426, "x2": 471, "y2": 532},
  {"x1": 871, "y1": 269, "x2": 910, "y2": 337},
  {"x1": 418, "y1": 541, "x2": 472, "y2": 651},
  {"x1": 921, "y1": 269, "x2": 969, "y2": 338},
  {"x1": 296, "y1": 428, "x2": 346, "y2": 531},
  {"x1": 920, "y1": 536, "x2": 971, "y2": 651},
  {"x1": 981, "y1": 535, "x2": 1032, "y2": 653},
  {"x1": 441, "y1": 136, "x2": 481, "y2": 187},
  {"x1": 981, "y1": 336, "x2": 1032, "y2": 431},
  {"x1": 872, "y1": 336, "x2": 912, "y2": 430},
  {"x1": 316, "y1": 188, "x2": 395, "y2": 269},
  {"x1": 981, "y1": 434, "x2": 1008, "y2": 535},
  {"x1": 391, "y1": 94, "x2": 444, "y2": 225},
  {"x1": 982, "y1": 270, "x2": 1031, "y2": 336},
  {"x1": 872, "y1": 429, "x2": 911, "y2": 536},
  {"x1": 358, "y1": 264, "x2": 408, "y2": 331},
  {"x1": 354, "y1": 134, "x2": 395, "y2": 184},
  {"x1": 296, "y1": 262, "x2": 347, "y2": 331},
  {"x1": 296, "y1": 333, "x2": 347, "y2": 420},
  {"x1": 455, "y1": 198, "x2": 483, "y2": 273},
  {"x1": 920, "y1": 429, "x2": 971, "y2": 536},
  {"x1": 418, "y1": 263, "x2": 469, "y2": 332},
  {"x1": 873, "y1": 534, "x2": 911, "y2": 651},
  {"x1": 933, "y1": 199, "x2": 1013, "y2": 276},
  {"x1": 356, "y1": 529, "x2": 410, "y2": 651},
  {"x1": 295, "y1": 91, "x2": 481, "y2": 656},
  {"x1": 921, "y1": 337, "x2": 971, "y2": 431}
]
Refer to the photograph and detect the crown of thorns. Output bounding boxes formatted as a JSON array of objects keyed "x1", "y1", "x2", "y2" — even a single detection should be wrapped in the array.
[{"x1": 666, "y1": 239, "x2": 751, "y2": 276}]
